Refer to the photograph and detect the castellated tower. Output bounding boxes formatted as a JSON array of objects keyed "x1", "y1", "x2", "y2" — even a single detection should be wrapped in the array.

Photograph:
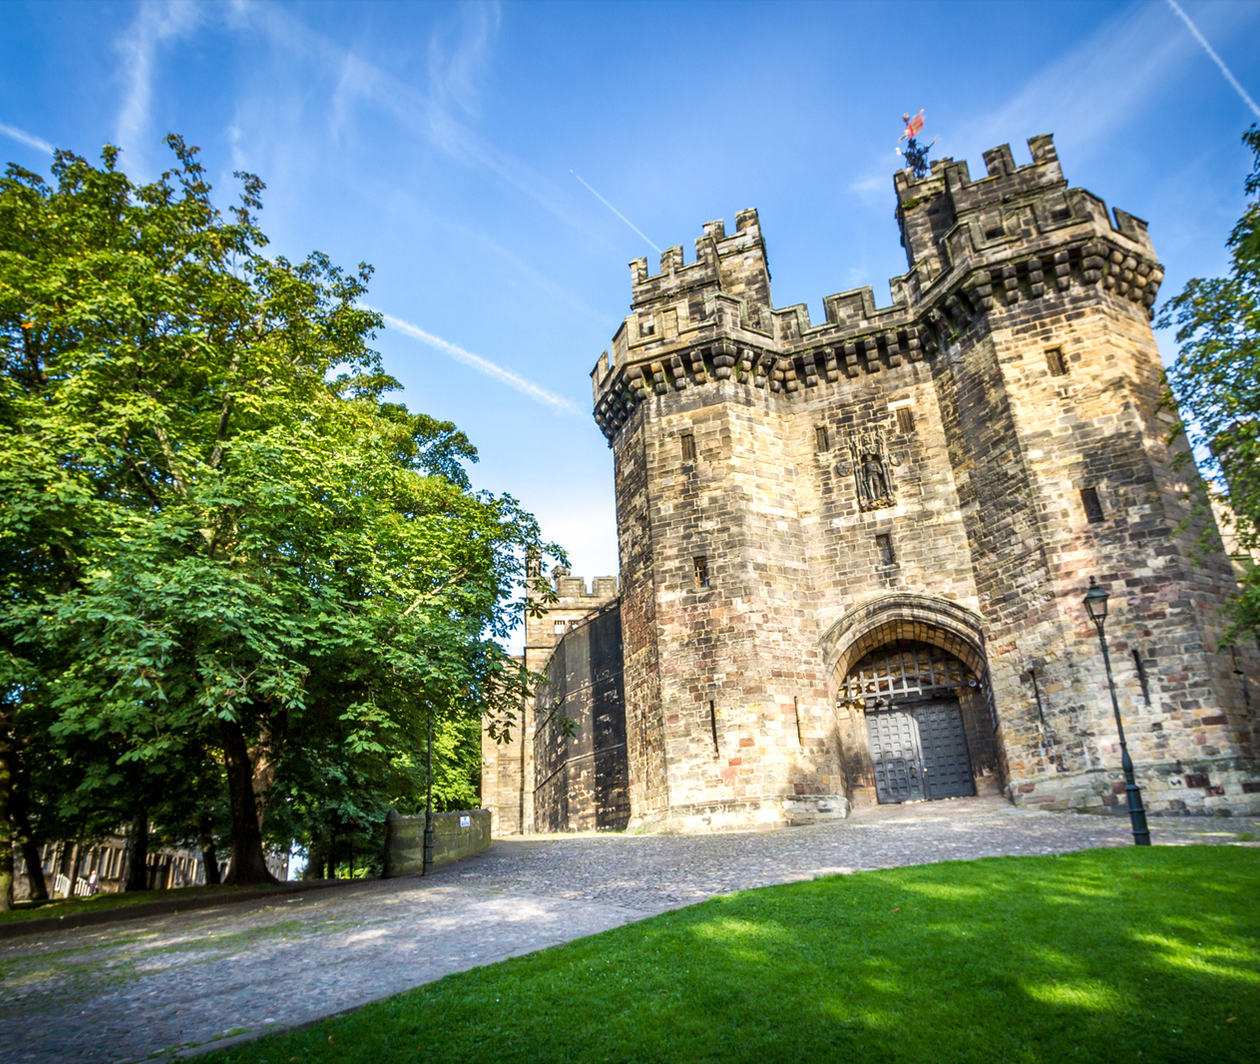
[
  {"x1": 480, "y1": 563, "x2": 620, "y2": 834},
  {"x1": 589, "y1": 135, "x2": 1259, "y2": 828}
]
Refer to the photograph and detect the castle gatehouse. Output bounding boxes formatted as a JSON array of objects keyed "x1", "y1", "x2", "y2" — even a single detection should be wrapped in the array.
[{"x1": 482, "y1": 134, "x2": 1260, "y2": 832}]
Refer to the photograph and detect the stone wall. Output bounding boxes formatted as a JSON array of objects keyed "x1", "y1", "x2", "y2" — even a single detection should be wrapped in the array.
[
  {"x1": 533, "y1": 602, "x2": 630, "y2": 831},
  {"x1": 383, "y1": 809, "x2": 490, "y2": 876},
  {"x1": 481, "y1": 569, "x2": 619, "y2": 834}
]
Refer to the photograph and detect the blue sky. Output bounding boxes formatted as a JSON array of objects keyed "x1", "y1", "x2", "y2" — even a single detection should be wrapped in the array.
[{"x1": 3, "y1": 0, "x2": 1259, "y2": 647}]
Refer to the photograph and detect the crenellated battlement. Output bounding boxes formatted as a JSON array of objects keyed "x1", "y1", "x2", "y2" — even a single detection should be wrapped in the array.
[
  {"x1": 527, "y1": 565, "x2": 619, "y2": 605},
  {"x1": 591, "y1": 133, "x2": 1164, "y2": 442},
  {"x1": 629, "y1": 207, "x2": 771, "y2": 325},
  {"x1": 524, "y1": 565, "x2": 620, "y2": 660},
  {"x1": 894, "y1": 134, "x2": 1155, "y2": 285}
]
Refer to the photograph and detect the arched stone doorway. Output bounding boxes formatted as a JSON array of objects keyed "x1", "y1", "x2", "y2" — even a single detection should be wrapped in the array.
[
  {"x1": 839, "y1": 641, "x2": 995, "y2": 803},
  {"x1": 819, "y1": 594, "x2": 1003, "y2": 806}
]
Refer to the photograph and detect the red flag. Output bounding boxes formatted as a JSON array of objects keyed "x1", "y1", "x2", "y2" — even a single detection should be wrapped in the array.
[{"x1": 905, "y1": 112, "x2": 924, "y2": 138}]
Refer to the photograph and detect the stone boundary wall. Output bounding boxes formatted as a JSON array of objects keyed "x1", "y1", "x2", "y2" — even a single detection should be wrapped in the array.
[{"x1": 383, "y1": 809, "x2": 490, "y2": 876}]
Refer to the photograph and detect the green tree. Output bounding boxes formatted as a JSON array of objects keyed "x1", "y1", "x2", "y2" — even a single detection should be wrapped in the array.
[
  {"x1": 1159, "y1": 125, "x2": 1260, "y2": 638},
  {"x1": 0, "y1": 138, "x2": 551, "y2": 906}
]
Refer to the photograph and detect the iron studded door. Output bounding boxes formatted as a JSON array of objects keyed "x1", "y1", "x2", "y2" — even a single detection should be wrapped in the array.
[
  {"x1": 916, "y1": 697, "x2": 976, "y2": 800},
  {"x1": 867, "y1": 709, "x2": 925, "y2": 803}
]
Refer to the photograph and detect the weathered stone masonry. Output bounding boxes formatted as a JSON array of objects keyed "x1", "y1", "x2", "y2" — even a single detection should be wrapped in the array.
[{"x1": 484, "y1": 134, "x2": 1260, "y2": 833}]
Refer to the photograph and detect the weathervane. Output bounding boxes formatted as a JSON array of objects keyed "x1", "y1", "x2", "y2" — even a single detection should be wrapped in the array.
[{"x1": 896, "y1": 110, "x2": 937, "y2": 179}]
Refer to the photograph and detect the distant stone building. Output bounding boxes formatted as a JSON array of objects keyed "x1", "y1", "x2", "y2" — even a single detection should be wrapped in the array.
[{"x1": 483, "y1": 135, "x2": 1260, "y2": 833}]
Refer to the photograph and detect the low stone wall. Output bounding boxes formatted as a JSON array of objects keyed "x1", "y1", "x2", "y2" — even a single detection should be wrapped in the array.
[{"x1": 383, "y1": 809, "x2": 491, "y2": 877}]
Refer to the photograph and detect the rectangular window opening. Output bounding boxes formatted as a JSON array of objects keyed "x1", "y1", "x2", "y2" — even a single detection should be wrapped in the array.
[
  {"x1": 1132, "y1": 649, "x2": 1151, "y2": 705},
  {"x1": 1046, "y1": 347, "x2": 1067, "y2": 376},
  {"x1": 895, "y1": 406, "x2": 916, "y2": 433},
  {"x1": 814, "y1": 424, "x2": 830, "y2": 452},
  {"x1": 1081, "y1": 486, "x2": 1104, "y2": 524},
  {"x1": 693, "y1": 555, "x2": 710, "y2": 589},
  {"x1": 876, "y1": 533, "x2": 895, "y2": 566},
  {"x1": 680, "y1": 432, "x2": 696, "y2": 462},
  {"x1": 553, "y1": 620, "x2": 567, "y2": 635}
]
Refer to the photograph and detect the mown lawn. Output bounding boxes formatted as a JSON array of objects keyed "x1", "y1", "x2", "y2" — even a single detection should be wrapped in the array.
[{"x1": 211, "y1": 847, "x2": 1259, "y2": 1064}]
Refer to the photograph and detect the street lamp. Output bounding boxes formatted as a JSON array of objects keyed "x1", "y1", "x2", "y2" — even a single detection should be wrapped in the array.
[
  {"x1": 1083, "y1": 577, "x2": 1151, "y2": 845},
  {"x1": 423, "y1": 712, "x2": 435, "y2": 875}
]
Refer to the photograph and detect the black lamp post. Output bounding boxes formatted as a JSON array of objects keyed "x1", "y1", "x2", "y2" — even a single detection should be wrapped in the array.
[
  {"x1": 1083, "y1": 577, "x2": 1151, "y2": 845},
  {"x1": 422, "y1": 712, "x2": 435, "y2": 875}
]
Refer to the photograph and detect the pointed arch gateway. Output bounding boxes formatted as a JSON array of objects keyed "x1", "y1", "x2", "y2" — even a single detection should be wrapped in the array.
[{"x1": 819, "y1": 595, "x2": 1004, "y2": 805}]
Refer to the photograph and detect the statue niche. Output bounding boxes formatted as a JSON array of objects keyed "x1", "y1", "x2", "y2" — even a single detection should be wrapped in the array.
[{"x1": 850, "y1": 430, "x2": 894, "y2": 510}]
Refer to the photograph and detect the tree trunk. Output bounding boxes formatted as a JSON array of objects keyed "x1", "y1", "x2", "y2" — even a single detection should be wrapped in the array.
[
  {"x1": 2, "y1": 736, "x2": 48, "y2": 901},
  {"x1": 303, "y1": 834, "x2": 329, "y2": 881},
  {"x1": 220, "y1": 718, "x2": 276, "y2": 885},
  {"x1": 65, "y1": 839, "x2": 82, "y2": 898},
  {"x1": 125, "y1": 809, "x2": 150, "y2": 892},
  {"x1": 20, "y1": 836, "x2": 47, "y2": 901},
  {"x1": 0, "y1": 725, "x2": 13, "y2": 911},
  {"x1": 197, "y1": 815, "x2": 221, "y2": 886}
]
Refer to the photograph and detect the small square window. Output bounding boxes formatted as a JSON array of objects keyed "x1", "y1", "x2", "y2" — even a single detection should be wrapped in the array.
[
  {"x1": 895, "y1": 407, "x2": 915, "y2": 433},
  {"x1": 680, "y1": 432, "x2": 696, "y2": 462},
  {"x1": 1046, "y1": 348, "x2": 1067, "y2": 376},
  {"x1": 553, "y1": 620, "x2": 568, "y2": 635},
  {"x1": 814, "y1": 424, "x2": 830, "y2": 453},
  {"x1": 875, "y1": 534, "x2": 895, "y2": 566},
  {"x1": 640, "y1": 316, "x2": 656, "y2": 336},
  {"x1": 693, "y1": 556, "x2": 710, "y2": 589},
  {"x1": 1081, "y1": 487, "x2": 1104, "y2": 524}
]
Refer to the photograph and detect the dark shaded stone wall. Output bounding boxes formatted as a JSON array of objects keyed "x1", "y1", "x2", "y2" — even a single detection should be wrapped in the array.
[
  {"x1": 533, "y1": 603, "x2": 630, "y2": 831},
  {"x1": 383, "y1": 809, "x2": 490, "y2": 876}
]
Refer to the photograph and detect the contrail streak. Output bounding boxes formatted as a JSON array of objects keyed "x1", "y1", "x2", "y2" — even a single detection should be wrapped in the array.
[
  {"x1": 0, "y1": 122, "x2": 54, "y2": 154},
  {"x1": 1165, "y1": 0, "x2": 1260, "y2": 119},
  {"x1": 571, "y1": 170, "x2": 661, "y2": 254},
  {"x1": 376, "y1": 310, "x2": 581, "y2": 417}
]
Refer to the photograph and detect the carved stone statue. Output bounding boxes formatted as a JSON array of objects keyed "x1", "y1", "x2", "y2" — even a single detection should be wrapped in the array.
[{"x1": 850, "y1": 431, "x2": 894, "y2": 510}]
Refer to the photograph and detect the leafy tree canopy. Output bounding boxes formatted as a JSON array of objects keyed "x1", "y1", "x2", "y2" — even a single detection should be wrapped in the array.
[
  {"x1": 1159, "y1": 125, "x2": 1260, "y2": 638},
  {"x1": 0, "y1": 137, "x2": 555, "y2": 904}
]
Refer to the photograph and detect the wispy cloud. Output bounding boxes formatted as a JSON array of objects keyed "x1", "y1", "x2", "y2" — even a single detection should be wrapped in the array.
[
  {"x1": 114, "y1": 0, "x2": 203, "y2": 172},
  {"x1": 374, "y1": 309, "x2": 581, "y2": 417},
  {"x1": 0, "y1": 121, "x2": 53, "y2": 154},
  {"x1": 427, "y1": 1, "x2": 501, "y2": 122},
  {"x1": 1165, "y1": 0, "x2": 1260, "y2": 120},
  {"x1": 234, "y1": 0, "x2": 596, "y2": 240},
  {"x1": 960, "y1": 1, "x2": 1260, "y2": 166}
]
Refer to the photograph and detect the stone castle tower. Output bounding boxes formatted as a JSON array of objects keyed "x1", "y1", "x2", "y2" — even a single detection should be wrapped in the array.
[{"x1": 484, "y1": 134, "x2": 1260, "y2": 834}]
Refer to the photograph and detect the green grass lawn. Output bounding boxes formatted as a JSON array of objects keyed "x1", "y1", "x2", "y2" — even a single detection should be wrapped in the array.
[{"x1": 211, "y1": 847, "x2": 1259, "y2": 1064}]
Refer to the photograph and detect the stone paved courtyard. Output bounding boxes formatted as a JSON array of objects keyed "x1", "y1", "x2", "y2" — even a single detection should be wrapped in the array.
[{"x1": 2, "y1": 797, "x2": 1257, "y2": 1063}]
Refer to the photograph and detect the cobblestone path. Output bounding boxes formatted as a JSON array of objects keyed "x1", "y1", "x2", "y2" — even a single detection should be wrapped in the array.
[{"x1": 2, "y1": 798, "x2": 1256, "y2": 1063}]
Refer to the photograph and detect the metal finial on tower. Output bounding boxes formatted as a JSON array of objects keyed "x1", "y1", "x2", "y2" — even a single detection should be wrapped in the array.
[{"x1": 896, "y1": 110, "x2": 937, "y2": 179}]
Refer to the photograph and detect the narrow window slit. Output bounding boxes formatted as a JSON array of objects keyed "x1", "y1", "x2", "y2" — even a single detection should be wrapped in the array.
[{"x1": 1081, "y1": 487, "x2": 1104, "y2": 524}]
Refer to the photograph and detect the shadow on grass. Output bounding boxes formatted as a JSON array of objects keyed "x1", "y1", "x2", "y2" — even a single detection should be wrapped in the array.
[{"x1": 211, "y1": 847, "x2": 1259, "y2": 1064}]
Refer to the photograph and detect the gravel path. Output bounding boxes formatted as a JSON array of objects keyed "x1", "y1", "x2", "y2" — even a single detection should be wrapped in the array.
[{"x1": 2, "y1": 798, "x2": 1256, "y2": 1063}]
